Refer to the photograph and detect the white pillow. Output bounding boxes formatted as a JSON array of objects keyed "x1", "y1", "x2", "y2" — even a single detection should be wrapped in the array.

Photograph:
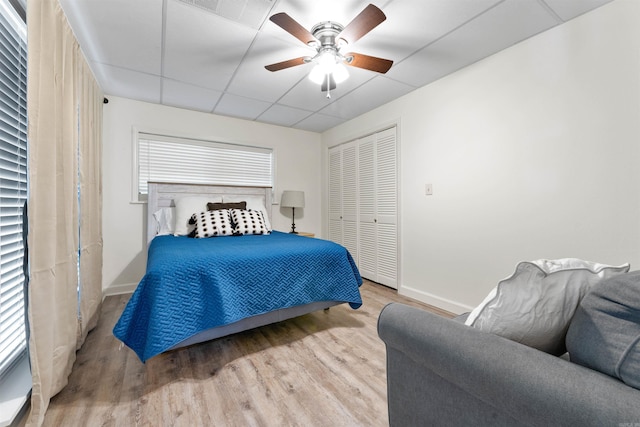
[
  {"x1": 153, "y1": 207, "x2": 175, "y2": 236},
  {"x1": 173, "y1": 196, "x2": 222, "y2": 236},
  {"x1": 222, "y1": 195, "x2": 271, "y2": 231},
  {"x1": 465, "y1": 258, "x2": 630, "y2": 355}
]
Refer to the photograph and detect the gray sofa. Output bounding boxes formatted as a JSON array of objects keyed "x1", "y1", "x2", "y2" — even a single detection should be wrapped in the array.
[{"x1": 377, "y1": 302, "x2": 640, "y2": 427}]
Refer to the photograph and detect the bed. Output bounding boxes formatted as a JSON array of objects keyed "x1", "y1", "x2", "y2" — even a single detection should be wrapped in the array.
[{"x1": 113, "y1": 182, "x2": 363, "y2": 362}]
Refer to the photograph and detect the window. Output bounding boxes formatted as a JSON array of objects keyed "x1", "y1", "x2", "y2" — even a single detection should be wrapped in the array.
[
  {"x1": 0, "y1": 0, "x2": 27, "y2": 380},
  {"x1": 134, "y1": 132, "x2": 274, "y2": 202}
]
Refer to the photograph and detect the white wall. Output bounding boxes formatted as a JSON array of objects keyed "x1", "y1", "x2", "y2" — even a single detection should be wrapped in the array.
[
  {"x1": 322, "y1": 0, "x2": 640, "y2": 313},
  {"x1": 102, "y1": 97, "x2": 322, "y2": 293}
]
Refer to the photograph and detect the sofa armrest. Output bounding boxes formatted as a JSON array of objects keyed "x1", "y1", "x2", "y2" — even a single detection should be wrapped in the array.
[{"x1": 378, "y1": 303, "x2": 640, "y2": 427}]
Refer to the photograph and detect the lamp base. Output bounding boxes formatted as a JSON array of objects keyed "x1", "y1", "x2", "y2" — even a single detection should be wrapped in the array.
[{"x1": 290, "y1": 207, "x2": 298, "y2": 233}]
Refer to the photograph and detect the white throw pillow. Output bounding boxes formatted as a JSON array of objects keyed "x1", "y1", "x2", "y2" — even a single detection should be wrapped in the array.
[
  {"x1": 153, "y1": 207, "x2": 175, "y2": 236},
  {"x1": 222, "y1": 195, "x2": 272, "y2": 231},
  {"x1": 173, "y1": 196, "x2": 222, "y2": 236},
  {"x1": 465, "y1": 258, "x2": 630, "y2": 355}
]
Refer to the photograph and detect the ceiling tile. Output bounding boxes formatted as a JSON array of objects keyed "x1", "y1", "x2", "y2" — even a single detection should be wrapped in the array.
[
  {"x1": 175, "y1": 0, "x2": 274, "y2": 29},
  {"x1": 353, "y1": 0, "x2": 503, "y2": 65},
  {"x1": 95, "y1": 63, "x2": 161, "y2": 104},
  {"x1": 59, "y1": 0, "x2": 162, "y2": 75},
  {"x1": 258, "y1": 104, "x2": 313, "y2": 127},
  {"x1": 164, "y1": 0, "x2": 259, "y2": 91},
  {"x1": 214, "y1": 93, "x2": 273, "y2": 120},
  {"x1": 319, "y1": 76, "x2": 414, "y2": 120},
  {"x1": 293, "y1": 113, "x2": 346, "y2": 133},
  {"x1": 388, "y1": 0, "x2": 561, "y2": 88},
  {"x1": 162, "y1": 79, "x2": 222, "y2": 112},
  {"x1": 544, "y1": 0, "x2": 615, "y2": 22},
  {"x1": 226, "y1": 32, "x2": 311, "y2": 102}
]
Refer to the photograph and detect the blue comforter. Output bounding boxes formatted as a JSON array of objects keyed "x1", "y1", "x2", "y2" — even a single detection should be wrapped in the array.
[{"x1": 113, "y1": 231, "x2": 362, "y2": 361}]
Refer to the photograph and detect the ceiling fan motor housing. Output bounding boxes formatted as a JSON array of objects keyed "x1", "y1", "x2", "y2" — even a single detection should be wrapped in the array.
[{"x1": 310, "y1": 21, "x2": 345, "y2": 48}]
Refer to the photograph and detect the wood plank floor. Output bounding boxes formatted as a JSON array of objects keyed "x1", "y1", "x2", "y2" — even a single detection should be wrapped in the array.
[{"x1": 35, "y1": 280, "x2": 453, "y2": 427}]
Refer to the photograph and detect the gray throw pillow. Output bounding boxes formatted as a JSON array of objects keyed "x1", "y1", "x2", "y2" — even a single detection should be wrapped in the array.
[{"x1": 566, "y1": 271, "x2": 640, "y2": 389}]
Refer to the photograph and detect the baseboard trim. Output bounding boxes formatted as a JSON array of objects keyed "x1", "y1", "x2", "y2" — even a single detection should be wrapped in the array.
[
  {"x1": 103, "y1": 282, "x2": 137, "y2": 299},
  {"x1": 399, "y1": 285, "x2": 474, "y2": 315},
  {"x1": 103, "y1": 282, "x2": 474, "y2": 314}
]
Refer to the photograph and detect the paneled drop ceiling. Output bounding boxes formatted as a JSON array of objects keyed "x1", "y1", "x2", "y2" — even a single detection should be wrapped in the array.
[{"x1": 59, "y1": 0, "x2": 614, "y2": 133}]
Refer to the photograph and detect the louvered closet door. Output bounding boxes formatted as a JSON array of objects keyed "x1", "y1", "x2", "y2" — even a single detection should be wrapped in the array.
[
  {"x1": 341, "y1": 142, "x2": 358, "y2": 261},
  {"x1": 330, "y1": 127, "x2": 397, "y2": 288},
  {"x1": 374, "y1": 128, "x2": 398, "y2": 288},
  {"x1": 328, "y1": 147, "x2": 343, "y2": 243},
  {"x1": 358, "y1": 135, "x2": 377, "y2": 281},
  {"x1": 358, "y1": 128, "x2": 397, "y2": 288}
]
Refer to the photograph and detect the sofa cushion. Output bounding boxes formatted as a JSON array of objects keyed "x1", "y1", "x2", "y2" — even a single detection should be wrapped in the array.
[
  {"x1": 465, "y1": 259, "x2": 629, "y2": 355},
  {"x1": 566, "y1": 271, "x2": 640, "y2": 389}
]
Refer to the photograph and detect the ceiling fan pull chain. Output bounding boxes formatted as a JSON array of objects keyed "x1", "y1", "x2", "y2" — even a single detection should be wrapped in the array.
[{"x1": 326, "y1": 73, "x2": 331, "y2": 99}]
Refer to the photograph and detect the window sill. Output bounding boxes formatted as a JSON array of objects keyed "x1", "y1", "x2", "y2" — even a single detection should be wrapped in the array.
[{"x1": 0, "y1": 353, "x2": 31, "y2": 427}]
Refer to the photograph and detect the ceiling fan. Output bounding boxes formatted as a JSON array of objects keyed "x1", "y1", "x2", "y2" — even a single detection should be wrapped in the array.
[{"x1": 265, "y1": 4, "x2": 393, "y2": 97}]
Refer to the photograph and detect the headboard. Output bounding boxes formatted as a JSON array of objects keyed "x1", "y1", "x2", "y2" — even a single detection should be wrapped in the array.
[{"x1": 147, "y1": 181, "x2": 272, "y2": 244}]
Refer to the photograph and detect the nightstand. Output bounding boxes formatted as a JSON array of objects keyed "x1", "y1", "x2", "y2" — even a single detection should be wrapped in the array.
[{"x1": 296, "y1": 232, "x2": 315, "y2": 238}]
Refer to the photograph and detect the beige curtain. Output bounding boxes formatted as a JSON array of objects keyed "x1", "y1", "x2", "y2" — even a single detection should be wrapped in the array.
[
  {"x1": 26, "y1": 0, "x2": 103, "y2": 425},
  {"x1": 77, "y1": 47, "x2": 103, "y2": 343}
]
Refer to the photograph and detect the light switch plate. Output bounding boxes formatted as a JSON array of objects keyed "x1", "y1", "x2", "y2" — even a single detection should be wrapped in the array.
[{"x1": 425, "y1": 183, "x2": 433, "y2": 195}]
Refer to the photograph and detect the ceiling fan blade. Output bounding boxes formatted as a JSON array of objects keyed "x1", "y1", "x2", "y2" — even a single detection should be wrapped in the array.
[
  {"x1": 345, "y1": 52, "x2": 393, "y2": 74},
  {"x1": 265, "y1": 57, "x2": 307, "y2": 72},
  {"x1": 321, "y1": 74, "x2": 336, "y2": 92},
  {"x1": 338, "y1": 4, "x2": 386, "y2": 45},
  {"x1": 269, "y1": 12, "x2": 318, "y2": 46}
]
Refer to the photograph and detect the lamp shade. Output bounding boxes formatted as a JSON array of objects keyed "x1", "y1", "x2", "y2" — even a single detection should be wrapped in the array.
[{"x1": 281, "y1": 190, "x2": 305, "y2": 208}]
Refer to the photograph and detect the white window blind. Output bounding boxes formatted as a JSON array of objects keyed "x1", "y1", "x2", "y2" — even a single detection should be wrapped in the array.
[
  {"x1": 0, "y1": 0, "x2": 27, "y2": 379},
  {"x1": 136, "y1": 133, "x2": 273, "y2": 201}
]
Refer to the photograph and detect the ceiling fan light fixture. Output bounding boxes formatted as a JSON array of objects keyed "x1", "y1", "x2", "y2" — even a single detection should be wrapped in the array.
[
  {"x1": 308, "y1": 62, "x2": 349, "y2": 85},
  {"x1": 308, "y1": 64, "x2": 328, "y2": 84},
  {"x1": 308, "y1": 50, "x2": 349, "y2": 85},
  {"x1": 332, "y1": 63, "x2": 349, "y2": 83}
]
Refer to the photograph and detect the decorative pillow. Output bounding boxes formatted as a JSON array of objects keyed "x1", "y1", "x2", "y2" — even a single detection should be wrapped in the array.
[
  {"x1": 173, "y1": 196, "x2": 222, "y2": 236},
  {"x1": 230, "y1": 209, "x2": 269, "y2": 235},
  {"x1": 465, "y1": 259, "x2": 630, "y2": 355},
  {"x1": 190, "y1": 209, "x2": 234, "y2": 238},
  {"x1": 207, "y1": 201, "x2": 246, "y2": 211},
  {"x1": 566, "y1": 271, "x2": 640, "y2": 389},
  {"x1": 153, "y1": 207, "x2": 175, "y2": 236},
  {"x1": 223, "y1": 195, "x2": 272, "y2": 231}
]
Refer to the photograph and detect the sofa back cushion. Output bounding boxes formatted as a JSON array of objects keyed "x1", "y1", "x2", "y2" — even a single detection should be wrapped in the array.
[{"x1": 566, "y1": 271, "x2": 640, "y2": 389}]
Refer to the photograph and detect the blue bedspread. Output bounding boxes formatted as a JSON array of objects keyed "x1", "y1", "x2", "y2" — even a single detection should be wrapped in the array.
[{"x1": 113, "y1": 231, "x2": 362, "y2": 361}]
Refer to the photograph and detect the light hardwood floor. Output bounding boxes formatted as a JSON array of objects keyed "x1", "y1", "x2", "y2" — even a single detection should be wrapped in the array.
[{"x1": 33, "y1": 280, "x2": 453, "y2": 427}]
